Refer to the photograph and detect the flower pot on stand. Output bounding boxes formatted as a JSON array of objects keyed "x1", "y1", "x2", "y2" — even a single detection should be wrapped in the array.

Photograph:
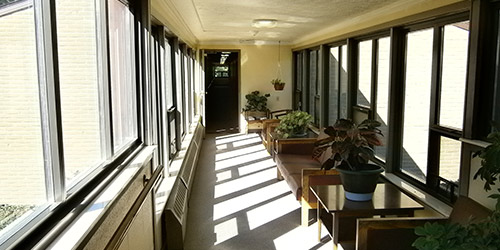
[{"x1": 336, "y1": 164, "x2": 384, "y2": 201}]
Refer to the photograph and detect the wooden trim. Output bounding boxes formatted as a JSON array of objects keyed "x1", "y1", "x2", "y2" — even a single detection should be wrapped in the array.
[
  {"x1": 301, "y1": 168, "x2": 340, "y2": 202},
  {"x1": 356, "y1": 217, "x2": 447, "y2": 250}
]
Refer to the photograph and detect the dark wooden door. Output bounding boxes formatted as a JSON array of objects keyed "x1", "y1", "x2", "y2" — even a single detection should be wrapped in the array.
[{"x1": 205, "y1": 51, "x2": 239, "y2": 133}]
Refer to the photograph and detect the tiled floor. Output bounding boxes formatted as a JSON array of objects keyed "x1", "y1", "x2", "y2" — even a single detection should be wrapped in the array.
[{"x1": 184, "y1": 132, "x2": 343, "y2": 250}]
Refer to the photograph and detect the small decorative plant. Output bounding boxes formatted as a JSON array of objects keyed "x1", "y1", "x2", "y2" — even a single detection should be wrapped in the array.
[
  {"x1": 275, "y1": 111, "x2": 312, "y2": 138},
  {"x1": 313, "y1": 119, "x2": 383, "y2": 171},
  {"x1": 242, "y1": 91, "x2": 270, "y2": 112},
  {"x1": 271, "y1": 78, "x2": 285, "y2": 90}
]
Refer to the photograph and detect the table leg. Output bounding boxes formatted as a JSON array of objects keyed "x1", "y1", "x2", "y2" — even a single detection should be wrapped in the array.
[
  {"x1": 317, "y1": 200, "x2": 321, "y2": 242},
  {"x1": 332, "y1": 213, "x2": 339, "y2": 248}
]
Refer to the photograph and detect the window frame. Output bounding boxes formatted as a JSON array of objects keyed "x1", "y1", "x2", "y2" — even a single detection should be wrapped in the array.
[
  {"x1": 1, "y1": 0, "x2": 145, "y2": 248},
  {"x1": 392, "y1": 13, "x2": 470, "y2": 203}
]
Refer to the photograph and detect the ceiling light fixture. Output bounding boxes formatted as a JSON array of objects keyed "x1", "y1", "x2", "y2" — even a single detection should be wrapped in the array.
[{"x1": 252, "y1": 19, "x2": 277, "y2": 28}]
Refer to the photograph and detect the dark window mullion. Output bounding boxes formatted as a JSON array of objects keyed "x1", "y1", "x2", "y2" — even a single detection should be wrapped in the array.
[
  {"x1": 426, "y1": 26, "x2": 444, "y2": 188},
  {"x1": 371, "y1": 38, "x2": 379, "y2": 119}
]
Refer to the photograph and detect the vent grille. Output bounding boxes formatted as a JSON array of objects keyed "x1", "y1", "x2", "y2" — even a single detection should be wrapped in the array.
[{"x1": 172, "y1": 181, "x2": 187, "y2": 219}]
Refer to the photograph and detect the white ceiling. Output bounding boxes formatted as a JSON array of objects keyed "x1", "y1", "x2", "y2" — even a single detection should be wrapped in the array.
[{"x1": 151, "y1": 0, "x2": 465, "y2": 46}]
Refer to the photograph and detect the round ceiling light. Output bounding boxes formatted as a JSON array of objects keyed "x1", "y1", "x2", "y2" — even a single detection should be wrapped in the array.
[{"x1": 252, "y1": 19, "x2": 277, "y2": 28}]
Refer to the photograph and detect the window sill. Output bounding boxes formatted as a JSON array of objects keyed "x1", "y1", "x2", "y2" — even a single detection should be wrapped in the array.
[
  {"x1": 382, "y1": 173, "x2": 453, "y2": 216},
  {"x1": 45, "y1": 146, "x2": 157, "y2": 249}
]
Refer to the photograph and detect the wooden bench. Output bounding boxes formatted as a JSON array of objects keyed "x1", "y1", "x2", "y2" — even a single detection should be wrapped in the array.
[{"x1": 273, "y1": 135, "x2": 342, "y2": 226}]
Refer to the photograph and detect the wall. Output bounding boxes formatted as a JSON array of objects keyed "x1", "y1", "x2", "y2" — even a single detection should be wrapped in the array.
[
  {"x1": 468, "y1": 154, "x2": 499, "y2": 210},
  {"x1": 200, "y1": 44, "x2": 293, "y2": 129}
]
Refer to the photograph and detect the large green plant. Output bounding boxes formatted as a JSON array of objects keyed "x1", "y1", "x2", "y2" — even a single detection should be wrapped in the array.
[
  {"x1": 473, "y1": 128, "x2": 500, "y2": 191},
  {"x1": 413, "y1": 128, "x2": 500, "y2": 250},
  {"x1": 274, "y1": 111, "x2": 312, "y2": 138},
  {"x1": 413, "y1": 210, "x2": 500, "y2": 250},
  {"x1": 242, "y1": 91, "x2": 270, "y2": 112},
  {"x1": 313, "y1": 119, "x2": 383, "y2": 171}
]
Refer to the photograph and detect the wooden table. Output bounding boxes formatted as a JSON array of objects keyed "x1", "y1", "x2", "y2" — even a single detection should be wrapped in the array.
[{"x1": 311, "y1": 183, "x2": 424, "y2": 250}]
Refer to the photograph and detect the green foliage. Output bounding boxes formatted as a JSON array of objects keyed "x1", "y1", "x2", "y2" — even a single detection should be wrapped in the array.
[
  {"x1": 413, "y1": 210, "x2": 500, "y2": 250},
  {"x1": 313, "y1": 119, "x2": 383, "y2": 171},
  {"x1": 473, "y1": 128, "x2": 500, "y2": 191},
  {"x1": 242, "y1": 91, "x2": 270, "y2": 112},
  {"x1": 271, "y1": 78, "x2": 285, "y2": 86},
  {"x1": 274, "y1": 111, "x2": 312, "y2": 138}
]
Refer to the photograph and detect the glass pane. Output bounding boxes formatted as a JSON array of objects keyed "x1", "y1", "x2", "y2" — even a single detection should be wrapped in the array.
[
  {"x1": 108, "y1": 0, "x2": 137, "y2": 151},
  {"x1": 296, "y1": 53, "x2": 302, "y2": 92},
  {"x1": 401, "y1": 28, "x2": 434, "y2": 183},
  {"x1": 165, "y1": 39, "x2": 174, "y2": 108},
  {"x1": 439, "y1": 21, "x2": 469, "y2": 130},
  {"x1": 439, "y1": 137, "x2": 461, "y2": 184},
  {"x1": 375, "y1": 37, "x2": 390, "y2": 161},
  {"x1": 175, "y1": 46, "x2": 184, "y2": 136},
  {"x1": 357, "y1": 40, "x2": 372, "y2": 107},
  {"x1": 309, "y1": 50, "x2": 317, "y2": 124},
  {"x1": 56, "y1": 0, "x2": 103, "y2": 188},
  {"x1": 340, "y1": 45, "x2": 348, "y2": 119},
  {"x1": 0, "y1": 5, "x2": 46, "y2": 235},
  {"x1": 328, "y1": 46, "x2": 339, "y2": 125}
]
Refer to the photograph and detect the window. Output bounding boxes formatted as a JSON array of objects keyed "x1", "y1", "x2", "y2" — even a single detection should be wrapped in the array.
[
  {"x1": 400, "y1": 20, "x2": 469, "y2": 201},
  {"x1": 214, "y1": 66, "x2": 229, "y2": 78},
  {"x1": 374, "y1": 37, "x2": 390, "y2": 161},
  {"x1": 108, "y1": 0, "x2": 137, "y2": 152},
  {"x1": 309, "y1": 49, "x2": 319, "y2": 126},
  {"x1": 357, "y1": 40, "x2": 373, "y2": 107},
  {"x1": 401, "y1": 28, "x2": 434, "y2": 183},
  {"x1": 56, "y1": 0, "x2": 104, "y2": 188},
  {"x1": 293, "y1": 52, "x2": 303, "y2": 110},
  {"x1": 0, "y1": 3, "x2": 46, "y2": 238},
  {"x1": 0, "y1": 0, "x2": 142, "y2": 247},
  {"x1": 327, "y1": 44, "x2": 348, "y2": 125}
]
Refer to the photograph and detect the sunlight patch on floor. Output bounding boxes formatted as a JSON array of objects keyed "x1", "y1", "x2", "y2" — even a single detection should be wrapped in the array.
[
  {"x1": 215, "y1": 150, "x2": 269, "y2": 171},
  {"x1": 232, "y1": 137, "x2": 263, "y2": 147},
  {"x1": 216, "y1": 144, "x2": 227, "y2": 150},
  {"x1": 246, "y1": 193, "x2": 299, "y2": 230},
  {"x1": 215, "y1": 133, "x2": 259, "y2": 145},
  {"x1": 215, "y1": 144, "x2": 264, "y2": 161},
  {"x1": 213, "y1": 181, "x2": 290, "y2": 220},
  {"x1": 214, "y1": 168, "x2": 276, "y2": 198},
  {"x1": 216, "y1": 170, "x2": 233, "y2": 183},
  {"x1": 238, "y1": 158, "x2": 276, "y2": 176},
  {"x1": 273, "y1": 221, "x2": 336, "y2": 250},
  {"x1": 214, "y1": 217, "x2": 239, "y2": 245}
]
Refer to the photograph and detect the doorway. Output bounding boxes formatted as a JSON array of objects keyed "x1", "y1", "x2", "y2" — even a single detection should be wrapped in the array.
[{"x1": 204, "y1": 51, "x2": 239, "y2": 133}]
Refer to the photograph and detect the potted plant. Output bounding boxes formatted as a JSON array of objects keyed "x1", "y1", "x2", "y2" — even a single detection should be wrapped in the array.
[
  {"x1": 274, "y1": 110, "x2": 312, "y2": 138},
  {"x1": 412, "y1": 128, "x2": 500, "y2": 250},
  {"x1": 313, "y1": 118, "x2": 384, "y2": 201},
  {"x1": 242, "y1": 91, "x2": 270, "y2": 119},
  {"x1": 271, "y1": 78, "x2": 285, "y2": 91}
]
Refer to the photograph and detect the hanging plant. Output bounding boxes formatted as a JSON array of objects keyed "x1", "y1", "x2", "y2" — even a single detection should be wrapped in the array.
[{"x1": 271, "y1": 78, "x2": 285, "y2": 90}]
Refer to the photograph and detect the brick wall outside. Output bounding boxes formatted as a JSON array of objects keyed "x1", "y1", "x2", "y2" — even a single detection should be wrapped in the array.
[{"x1": 1, "y1": 0, "x2": 102, "y2": 205}]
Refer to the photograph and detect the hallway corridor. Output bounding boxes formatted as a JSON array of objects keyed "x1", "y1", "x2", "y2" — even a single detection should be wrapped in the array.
[{"x1": 184, "y1": 132, "x2": 337, "y2": 250}]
